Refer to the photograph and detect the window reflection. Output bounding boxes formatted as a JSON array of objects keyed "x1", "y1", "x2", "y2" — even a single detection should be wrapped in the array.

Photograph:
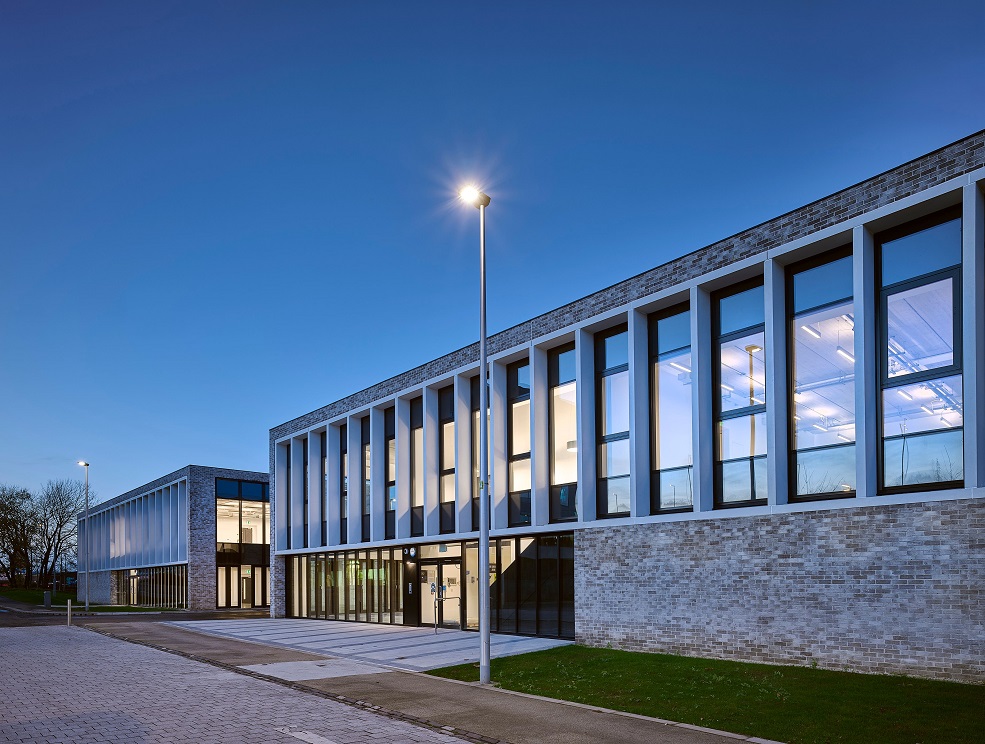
[
  {"x1": 596, "y1": 327, "x2": 630, "y2": 517},
  {"x1": 650, "y1": 306, "x2": 693, "y2": 512},
  {"x1": 886, "y1": 279, "x2": 954, "y2": 377},
  {"x1": 508, "y1": 360, "x2": 532, "y2": 527},
  {"x1": 549, "y1": 344, "x2": 578, "y2": 523}
]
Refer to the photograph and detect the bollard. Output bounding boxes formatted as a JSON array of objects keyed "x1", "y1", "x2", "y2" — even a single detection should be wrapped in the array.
[
  {"x1": 44, "y1": 591, "x2": 51, "y2": 609},
  {"x1": 67, "y1": 599, "x2": 72, "y2": 627}
]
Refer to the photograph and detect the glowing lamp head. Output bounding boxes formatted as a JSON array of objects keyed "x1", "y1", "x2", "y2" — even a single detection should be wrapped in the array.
[
  {"x1": 77, "y1": 460, "x2": 89, "y2": 467},
  {"x1": 459, "y1": 185, "x2": 490, "y2": 208}
]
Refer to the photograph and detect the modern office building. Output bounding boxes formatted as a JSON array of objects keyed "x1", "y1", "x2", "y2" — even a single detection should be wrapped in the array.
[
  {"x1": 78, "y1": 466, "x2": 270, "y2": 611},
  {"x1": 270, "y1": 131, "x2": 984, "y2": 681}
]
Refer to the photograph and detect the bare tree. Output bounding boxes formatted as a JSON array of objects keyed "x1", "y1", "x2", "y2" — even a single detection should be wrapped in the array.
[
  {"x1": 34, "y1": 480, "x2": 87, "y2": 590},
  {"x1": 0, "y1": 484, "x2": 36, "y2": 587}
]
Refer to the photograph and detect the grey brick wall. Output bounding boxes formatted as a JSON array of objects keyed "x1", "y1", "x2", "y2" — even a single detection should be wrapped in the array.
[
  {"x1": 77, "y1": 569, "x2": 113, "y2": 605},
  {"x1": 574, "y1": 498, "x2": 985, "y2": 682},
  {"x1": 186, "y1": 466, "x2": 270, "y2": 612}
]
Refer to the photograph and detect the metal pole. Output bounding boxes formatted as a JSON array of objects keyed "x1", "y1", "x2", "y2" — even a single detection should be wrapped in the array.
[
  {"x1": 84, "y1": 464, "x2": 90, "y2": 612},
  {"x1": 478, "y1": 201, "x2": 491, "y2": 685}
]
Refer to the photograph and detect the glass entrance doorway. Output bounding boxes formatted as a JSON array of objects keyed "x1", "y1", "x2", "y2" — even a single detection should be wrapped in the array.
[{"x1": 419, "y1": 560, "x2": 462, "y2": 629}]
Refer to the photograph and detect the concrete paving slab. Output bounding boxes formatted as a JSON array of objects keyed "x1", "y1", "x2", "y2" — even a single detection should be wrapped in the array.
[
  {"x1": 241, "y1": 659, "x2": 392, "y2": 681},
  {"x1": 172, "y1": 618, "x2": 571, "y2": 671}
]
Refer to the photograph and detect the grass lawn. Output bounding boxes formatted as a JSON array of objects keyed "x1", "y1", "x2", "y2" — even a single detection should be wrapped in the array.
[
  {"x1": 428, "y1": 645, "x2": 984, "y2": 744},
  {"x1": 0, "y1": 587, "x2": 75, "y2": 605}
]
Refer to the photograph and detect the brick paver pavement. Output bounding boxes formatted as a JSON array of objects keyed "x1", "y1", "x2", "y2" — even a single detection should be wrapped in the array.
[{"x1": 0, "y1": 626, "x2": 462, "y2": 744}]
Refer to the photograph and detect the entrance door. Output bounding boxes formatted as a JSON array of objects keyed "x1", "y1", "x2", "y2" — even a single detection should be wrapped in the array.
[
  {"x1": 241, "y1": 566, "x2": 254, "y2": 608},
  {"x1": 419, "y1": 561, "x2": 462, "y2": 629}
]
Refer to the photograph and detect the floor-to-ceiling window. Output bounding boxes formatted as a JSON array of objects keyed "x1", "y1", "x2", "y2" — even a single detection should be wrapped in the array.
[
  {"x1": 508, "y1": 359, "x2": 532, "y2": 526},
  {"x1": 714, "y1": 280, "x2": 767, "y2": 506},
  {"x1": 877, "y1": 209, "x2": 964, "y2": 491},
  {"x1": 789, "y1": 249, "x2": 856, "y2": 500},
  {"x1": 361, "y1": 417, "x2": 371, "y2": 542},
  {"x1": 339, "y1": 424, "x2": 348, "y2": 544},
  {"x1": 302, "y1": 436, "x2": 309, "y2": 548},
  {"x1": 549, "y1": 343, "x2": 578, "y2": 522},
  {"x1": 471, "y1": 375, "x2": 481, "y2": 531},
  {"x1": 320, "y1": 431, "x2": 327, "y2": 545},
  {"x1": 410, "y1": 398, "x2": 424, "y2": 536},
  {"x1": 385, "y1": 408, "x2": 396, "y2": 539},
  {"x1": 438, "y1": 386, "x2": 456, "y2": 534},
  {"x1": 596, "y1": 326, "x2": 630, "y2": 518},
  {"x1": 649, "y1": 305, "x2": 693, "y2": 512},
  {"x1": 216, "y1": 478, "x2": 270, "y2": 608}
]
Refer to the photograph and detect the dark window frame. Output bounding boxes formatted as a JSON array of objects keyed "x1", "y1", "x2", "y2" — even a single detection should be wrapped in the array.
[
  {"x1": 594, "y1": 324, "x2": 631, "y2": 519},
  {"x1": 339, "y1": 424, "x2": 348, "y2": 545},
  {"x1": 384, "y1": 408, "x2": 396, "y2": 540},
  {"x1": 410, "y1": 397, "x2": 425, "y2": 537},
  {"x1": 507, "y1": 359, "x2": 532, "y2": 527},
  {"x1": 875, "y1": 207, "x2": 964, "y2": 496},
  {"x1": 785, "y1": 247, "x2": 858, "y2": 504},
  {"x1": 712, "y1": 277, "x2": 768, "y2": 509},
  {"x1": 438, "y1": 386, "x2": 456, "y2": 534},
  {"x1": 647, "y1": 302, "x2": 693, "y2": 515},
  {"x1": 548, "y1": 342, "x2": 578, "y2": 523}
]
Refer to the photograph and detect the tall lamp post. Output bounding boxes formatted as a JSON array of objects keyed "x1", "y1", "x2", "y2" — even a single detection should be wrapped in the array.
[
  {"x1": 77, "y1": 461, "x2": 90, "y2": 612},
  {"x1": 459, "y1": 185, "x2": 492, "y2": 684}
]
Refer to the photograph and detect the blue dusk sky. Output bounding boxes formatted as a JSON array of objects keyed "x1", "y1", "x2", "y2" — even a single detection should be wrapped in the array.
[{"x1": 2, "y1": 2, "x2": 984, "y2": 502}]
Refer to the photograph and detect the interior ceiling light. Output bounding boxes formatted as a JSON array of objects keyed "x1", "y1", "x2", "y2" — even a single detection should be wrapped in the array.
[
  {"x1": 940, "y1": 417, "x2": 953, "y2": 428},
  {"x1": 897, "y1": 389, "x2": 913, "y2": 401},
  {"x1": 836, "y1": 346, "x2": 855, "y2": 363},
  {"x1": 721, "y1": 383, "x2": 734, "y2": 392},
  {"x1": 812, "y1": 423, "x2": 828, "y2": 432},
  {"x1": 669, "y1": 361, "x2": 691, "y2": 373},
  {"x1": 837, "y1": 433, "x2": 852, "y2": 442},
  {"x1": 842, "y1": 314, "x2": 855, "y2": 328},
  {"x1": 801, "y1": 325, "x2": 822, "y2": 339},
  {"x1": 921, "y1": 405, "x2": 935, "y2": 415}
]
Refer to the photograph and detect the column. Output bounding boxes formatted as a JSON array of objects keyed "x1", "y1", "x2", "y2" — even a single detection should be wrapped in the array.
[
  {"x1": 963, "y1": 182, "x2": 985, "y2": 488},
  {"x1": 396, "y1": 397, "x2": 412, "y2": 538},
  {"x1": 853, "y1": 225, "x2": 879, "y2": 497},
  {"x1": 290, "y1": 437, "x2": 305, "y2": 548},
  {"x1": 423, "y1": 387, "x2": 441, "y2": 536},
  {"x1": 629, "y1": 309, "x2": 650, "y2": 517},
  {"x1": 530, "y1": 345, "x2": 550, "y2": 526},
  {"x1": 765, "y1": 259, "x2": 789, "y2": 506},
  {"x1": 307, "y1": 433, "x2": 323, "y2": 547},
  {"x1": 325, "y1": 424, "x2": 342, "y2": 545},
  {"x1": 454, "y1": 374, "x2": 473, "y2": 533},
  {"x1": 346, "y1": 417, "x2": 362, "y2": 543},
  {"x1": 691, "y1": 285, "x2": 715, "y2": 512},
  {"x1": 575, "y1": 328, "x2": 596, "y2": 521},
  {"x1": 370, "y1": 406, "x2": 386, "y2": 541},
  {"x1": 490, "y1": 361, "x2": 509, "y2": 529}
]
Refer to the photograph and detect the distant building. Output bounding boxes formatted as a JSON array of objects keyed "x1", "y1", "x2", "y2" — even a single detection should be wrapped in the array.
[{"x1": 78, "y1": 466, "x2": 270, "y2": 611}]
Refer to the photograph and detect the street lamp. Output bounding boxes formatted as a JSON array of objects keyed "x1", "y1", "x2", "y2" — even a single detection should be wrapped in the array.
[
  {"x1": 459, "y1": 184, "x2": 491, "y2": 684},
  {"x1": 77, "y1": 461, "x2": 90, "y2": 612}
]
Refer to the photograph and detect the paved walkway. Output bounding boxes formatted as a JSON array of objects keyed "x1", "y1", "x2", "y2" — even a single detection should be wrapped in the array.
[
  {"x1": 91, "y1": 620, "x2": 782, "y2": 744},
  {"x1": 0, "y1": 625, "x2": 462, "y2": 744},
  {"x1": 172, "y1": 618, "x2": 570, "y2": 671}
]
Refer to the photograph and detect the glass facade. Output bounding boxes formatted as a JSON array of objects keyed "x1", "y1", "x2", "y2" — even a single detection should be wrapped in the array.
[
  {"x1": 339, "y1": 424, "x2": 348, "y2": 544},
  {"x1": 507, "y1": 360, "x2": 532, "y2": 526},
  {"x1": 715, "y1": 282, "x2": 767, "y2": 506},
  {"x1": 789, "y1": 250, "x2": 856, "y2": 499},
  {"x1": 215, "y1": 478, "x2": 270, "y2": 608},
  {"x1": 878, "y1": 210, "x2": 964, "y2": 491},
  {"x1": 438, "y1": 386, "x2": 456, "y2": 534},
  {"x1": 361, "y1": 417, "x2": 371, "y2": 542},
  {"x1": 385, "y1": 407, "x2": 396, "y2": 539},
  {"x1": 302, "y1": 436, "x2": 309, "y2": 548},
  {"x1": 596, "y1": 326, "x2": 630, "y2": 517},
  {"x1": 410, "y1": 397, "x2": 424, "y2": 536},
  {"x1": 320, "y1": 431, "x2": 327, "y2": 545},
  {"x1": 549, "y1": 343, "x2": 578, "y2": 522},
  {"x1": 649, "y1": 305, "x2": 693, "y2": 512},
  {"x1": 116, "y1": 565, "x2": 187, "y2": 609},
  {"x1": 286, "y1": 533, "x2": 575, "y2": 640}
]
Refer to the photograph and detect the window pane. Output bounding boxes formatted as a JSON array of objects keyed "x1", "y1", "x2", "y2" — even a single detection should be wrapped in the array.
[
  {"x1": 718, "y1": 413, "x2": 767, "y2": 461},
  {"x1": 656, "y1": 310, "x2": 690, "y2": 354},
  {"x1": 886, "y1": 278, "x2": 955, "y2": 378},
  {"x1": 440, "y1": 472, "x2": 455, "y2": 503},
  {"x1": 602, "y1": 331, "x2": 628, "y2": 369},
  {"x1": 216, "y1": 479, "x2": 239, "y2": 497},
  {"x1": 792, "y1": 302, "x2": 855, "y2": 450},
  {"x1": 511, "y1": 399, "x2": 531, "y2": 456},
  {"x1": 720, "y1": 457, "x2": 767, "y2": 503},
  {"x1": 240, "y1": 502, "x2": 264, "y2": 544},
  {"x1": 441, "y1": 421, "x2": 455, "y2": 470},
  {"x1": 793, "y1": 255, "x2": 853, "y2": 313},
  {"x1": 719, "y1": 285, "x2": 764, "y2": 335},
  {"x1": 411, "y1": 427, "x2": 424, "y2": 507},
  {"x1": 216, "y1": 499, "x2": 241, "y2": 543},
  {"x1": 795, "y1": 445, "x2": 856, "y2": 496},
  {"x1": 653, "y1": 348, "x2": 692, "y2": 471},
  {"x1": 241, "y1": 481, "x2": 264, "y2": 500},
  {"x1": 601, "y1": 438, "x2": 630, "y2": 478},
  {"x1": 720, "y1": 332, "x2": 766, "y2": 412},
  {"x1": 603, "y1": 476, "x2": 631, "y2": 514},
  {"x1": 515, "y1": 364, "x2": 530, "y2": 394},
  {"x1": 510, "y1": 458, "x2": 531, "y2": 492},
  {"x1": 387, "y1": 484, "x2": 396, "y2": 512},
  {"x1": 883, "y1": 375, "x2": 963, "y2": 437},
  {"x1": 884, "y1": 429, "x2": 963, "y2": 488},
  {"x1": 555, "y1": 347, "x2": 576, "y2": 385},
  {"x1": 881, "y1": 218, "x2": 961, "y2": 287},
  {"x1": 601, "y1": 370, "x2": 630, "y2": 435},
  {"x1": 658, "y1": 467, "x2": 693, "y2": 509},
  {"x1": 387, "y1": 438, "x2": 396, "y2": 482},
  {"x1": 551, "y1": 381, "x2": 578, "y2": 485}
]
